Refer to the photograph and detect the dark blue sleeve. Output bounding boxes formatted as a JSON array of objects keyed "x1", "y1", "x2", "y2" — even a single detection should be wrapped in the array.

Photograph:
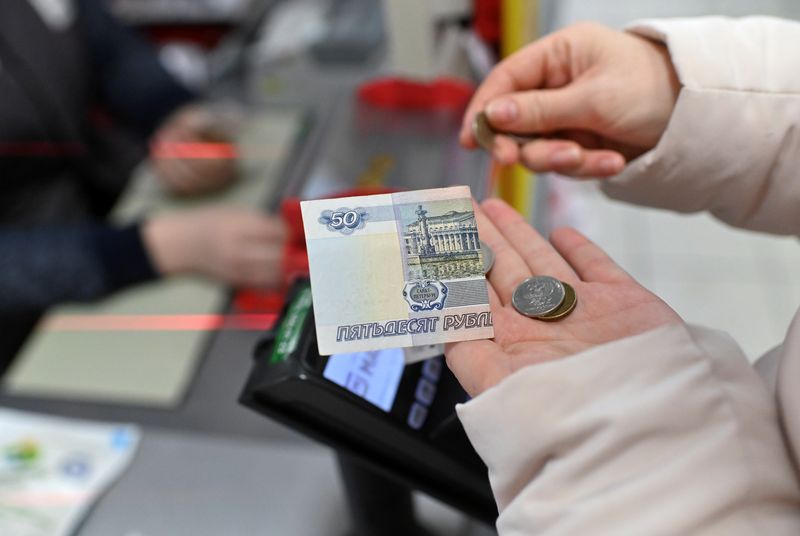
[
  {"x1": 76, "y1": 0, "x2": 197, "y2": 137},
  {"x1": 0, "y1": 223, "x2": 158, "y2": 314}
]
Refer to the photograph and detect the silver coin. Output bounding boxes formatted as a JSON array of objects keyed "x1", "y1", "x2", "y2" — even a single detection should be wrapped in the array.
[
  {"x1": 512, "y1": 276, "x2": 566, "y2": 318},
  {"x1": 480, "y1": 240, "x2": 495, "y2": 274}
]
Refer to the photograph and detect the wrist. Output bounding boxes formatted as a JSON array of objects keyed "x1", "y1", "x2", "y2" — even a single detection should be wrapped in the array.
[
  {"x1": 142, "y1": 215, "x2": 195, "y2": 276},
  {"x1": 652, "y1": 41, "x2": 681, "y2": 110}
]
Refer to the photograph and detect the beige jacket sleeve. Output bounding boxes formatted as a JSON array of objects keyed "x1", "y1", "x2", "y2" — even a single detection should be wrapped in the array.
[
  {"x1": 602, "y1": 16, "x2": 800, "y2": 235},
  {"x1": 456, "y1": 17, "x2": 800, "y2": 534},
  {"x1": 457, "y1": 324, "x2": 800, "y2": 535}
]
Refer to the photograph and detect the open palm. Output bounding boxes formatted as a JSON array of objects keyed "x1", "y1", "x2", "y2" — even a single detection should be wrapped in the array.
[{"x1": 446, "y1": 199, "x2": 682, "y2": 397}]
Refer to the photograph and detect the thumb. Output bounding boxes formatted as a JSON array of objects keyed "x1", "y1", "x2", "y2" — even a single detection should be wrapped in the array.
[{"x1": 485, "y1": 85, "x2": 593, "y2": 134}]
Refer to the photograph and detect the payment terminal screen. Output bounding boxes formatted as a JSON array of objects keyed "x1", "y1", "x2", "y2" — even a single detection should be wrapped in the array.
[{"x1": 323, "y1": 349, "x2": 405, "y2": 412}]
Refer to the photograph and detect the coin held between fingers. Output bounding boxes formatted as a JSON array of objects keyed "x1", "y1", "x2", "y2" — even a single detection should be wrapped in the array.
[{"x1": 472, "y1": 111, "x2": 540, "y2": 152}]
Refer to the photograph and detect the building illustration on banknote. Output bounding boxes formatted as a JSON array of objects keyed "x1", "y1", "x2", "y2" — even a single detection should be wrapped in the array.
[
  {"x1": 403, "y1": 204, "x2": 484, "y2": 281},
  {"x1": 400, "y1": 202, "x2": 485, "y2": 312}
]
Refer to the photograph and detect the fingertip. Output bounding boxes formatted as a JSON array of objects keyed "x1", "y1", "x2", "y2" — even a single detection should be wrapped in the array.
[
  {"x1": 459, "y1": 129, "x2": 477, "y2": 149},
  {"x1": 587, "y1": 152, "x2": 626, "y2": 177},
  {"x1": 599, "y1": 153, "x2": 626, "y2": 175},
  {"x1": 480, "y1": 197, "x2": 513, "y2": 216},
  {"x1": 493, "y1": 149, "x2": 512, "y2": 165},
  {"x1": 550, "y1": 150, "x2": 627, "y2": 179},
  {"x1": 547, "y1": 145, "x2": 584, "y2": 170},
  {"x1": 493, "y1": 136, "x2": 519, "y2": 165}
]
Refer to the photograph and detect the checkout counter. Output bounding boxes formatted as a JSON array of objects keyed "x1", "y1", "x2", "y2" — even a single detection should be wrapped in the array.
[{"x1": 0, "y1": 87, "x2": 506, "y2": 536}]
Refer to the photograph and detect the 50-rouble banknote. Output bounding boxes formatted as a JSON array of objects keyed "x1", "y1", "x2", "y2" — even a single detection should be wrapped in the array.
[{"x1": 301, "y1": 186, "x2": 494, "y2": 355}]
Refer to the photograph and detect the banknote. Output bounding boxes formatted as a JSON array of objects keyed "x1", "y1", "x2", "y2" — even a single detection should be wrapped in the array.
[{"x1": 301, "y1": 186, "x2": 494, "y2": 355}]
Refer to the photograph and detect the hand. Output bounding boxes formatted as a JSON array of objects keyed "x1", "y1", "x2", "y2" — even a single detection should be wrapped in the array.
[
  {"x1": 445, "y1": 199, "x2": 682, "y2": 397},
  {"x1": 460, "y1": 22, "x2": 681, "y2": 177},
  {"x1": 142, "y1": 207, "x2": 287, "y2": 288},
  {"x1": 151, "y1": 103, "x2": 240, "y2": 196}
]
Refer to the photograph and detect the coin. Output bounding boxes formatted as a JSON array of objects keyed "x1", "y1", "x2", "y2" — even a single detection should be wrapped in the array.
[
  {"x1": 538, "y1": 282, "x2": 577, "y2": 321},
  {"x1": 480, "y1": 240, "x2": 495, "y2": 274},
  {"x1": 511, "y1": 276, "x2": 565, "y2": 318},
  {"x1": 472, "y1": 111, "x2": 540, "y2": 152},
  {"x1": 472, "y1": 111, "x2": 496, "y2": 151}
]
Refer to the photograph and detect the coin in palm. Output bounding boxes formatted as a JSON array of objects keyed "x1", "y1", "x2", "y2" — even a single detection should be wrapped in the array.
[
  {"x1": 512, "y1": 276, "x2": 565, "y2": 318},
  {"x1": 538, "y1": 282, "x2": 577, "y2": 321}
]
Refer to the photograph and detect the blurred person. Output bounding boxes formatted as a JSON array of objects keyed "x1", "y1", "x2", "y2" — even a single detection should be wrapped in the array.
[
  {"x1": 0, "y1": 0, "x2": 285, "y2": 368},
  {"x1": 449, "y1": 17, "x2": 800, "y2": 534}
]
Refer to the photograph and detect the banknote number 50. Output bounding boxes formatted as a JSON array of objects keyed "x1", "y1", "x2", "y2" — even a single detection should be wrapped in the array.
[
  {"x1": 329, "y1": 210, "x2": 361, "y2": 230},
  {"x1": 319, "y1": 207, "x2": 368, "y2": 235}
]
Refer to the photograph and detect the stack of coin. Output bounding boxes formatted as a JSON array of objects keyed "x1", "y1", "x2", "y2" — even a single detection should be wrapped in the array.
[{"x1": 511, "y1": 275, "x2": 577, "y2": 321}]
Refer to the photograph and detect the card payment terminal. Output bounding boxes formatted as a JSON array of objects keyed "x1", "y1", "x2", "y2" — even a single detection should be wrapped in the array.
[{"x1": 240, "y1": 281, "x2": 496, "y2": 525}]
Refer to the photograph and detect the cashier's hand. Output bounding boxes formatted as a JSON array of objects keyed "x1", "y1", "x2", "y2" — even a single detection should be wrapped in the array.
[
  {"x1": 445, "y1": 199, "x2": 681, "y2": 397},
  {"x1": 143, "y1": 207, "x2": 287, "y2": 288},
  {"x1": 460, "y1": 22, "x2": 681, "y2": 177},
  {"x1": 151, "y1": 103, "x2": 240, "y2": 196}
]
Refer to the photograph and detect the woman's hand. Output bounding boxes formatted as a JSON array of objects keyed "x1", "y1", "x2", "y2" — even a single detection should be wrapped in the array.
[
  {"x1": 460, "y1": 22, "x2": 681, "y2": 177},
  {"x1": 143, "y1": 207, "x2": 287, "y2": 288},
  {"x1": 445, "y1": 199, "x2": 682, "y2": 397}
]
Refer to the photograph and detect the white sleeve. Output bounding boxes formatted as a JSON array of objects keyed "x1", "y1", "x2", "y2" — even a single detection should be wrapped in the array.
[
  {"x1": 457, "y1": 323, "x2": 800, "y2": 535},
  {"x1": 602, "y1": 16, "x2": 800, "y2": 235}
]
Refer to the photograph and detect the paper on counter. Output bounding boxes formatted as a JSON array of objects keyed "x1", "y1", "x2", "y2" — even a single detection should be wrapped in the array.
[{"x1": 0, "y1": 409, "x2": 140, "y2": 536}]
